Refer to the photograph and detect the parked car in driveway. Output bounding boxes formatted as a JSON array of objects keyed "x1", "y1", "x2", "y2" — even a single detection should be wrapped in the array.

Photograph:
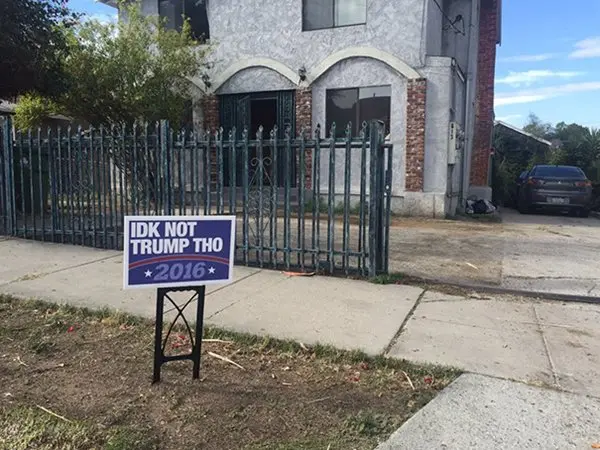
[{"x1": 517, "y1": 165, "x2": 592, "y2": 217}]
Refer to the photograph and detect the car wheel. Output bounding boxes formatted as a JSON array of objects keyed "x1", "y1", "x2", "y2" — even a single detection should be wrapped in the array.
[{"x1": 580, "y1": 209, "x2": 590, "y2": 218}]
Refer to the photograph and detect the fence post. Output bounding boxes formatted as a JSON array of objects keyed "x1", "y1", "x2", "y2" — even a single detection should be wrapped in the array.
[
  {"x1": 1, "y1": 117, "x2": 15, "y2": 235},
  {"x1": 368, "y1": 120, "x2": 386, "y2": 276},
  {"x1": 160, "y1": 120, "x2": 171, "y2": 215}
]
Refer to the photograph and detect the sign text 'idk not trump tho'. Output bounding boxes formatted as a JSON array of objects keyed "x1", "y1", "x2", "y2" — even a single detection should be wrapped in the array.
[{"x1": 123, "y1": 216, "x2": 236, "y2": 289}]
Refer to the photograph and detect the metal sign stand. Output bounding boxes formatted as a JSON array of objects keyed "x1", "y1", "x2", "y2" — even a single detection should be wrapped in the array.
[{"x1": 153, "y1": 285, "x2": 206, "y2": 383}]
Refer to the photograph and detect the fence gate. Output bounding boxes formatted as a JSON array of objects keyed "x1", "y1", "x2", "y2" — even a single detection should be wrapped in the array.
[{"x1": 0, "y1": 118, "x2": 392, "y2": 276}]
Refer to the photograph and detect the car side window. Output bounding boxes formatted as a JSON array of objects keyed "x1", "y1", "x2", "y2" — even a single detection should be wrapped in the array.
[{"x1": 518, "y1": 171, "x2": 528, "y2": 181}]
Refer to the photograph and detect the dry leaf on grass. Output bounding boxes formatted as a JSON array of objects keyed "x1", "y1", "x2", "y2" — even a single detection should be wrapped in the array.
[
  {"x1": 36, "y1": 405, "x2": 72, "y2": 423},
  {"x1": 401, "y1": 370, "x2": 415, "y2": 390},
  {"x1": 299, "y1": 342, "x2": 310, "y2": 352},
  {"x1": 202, "y1": 339, "x2": 234, "y2": 344},
  {"x1": 207, "y1": 351, "x2": 245, "y2": 370},
  {"x1": 283, "y1": 271, "x2": 316, "y2": 277}
]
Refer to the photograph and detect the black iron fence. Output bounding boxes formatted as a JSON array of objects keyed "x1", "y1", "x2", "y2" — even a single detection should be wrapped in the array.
[{"x1": 0, "y1": 118, "x2": 392, "y2": 276}]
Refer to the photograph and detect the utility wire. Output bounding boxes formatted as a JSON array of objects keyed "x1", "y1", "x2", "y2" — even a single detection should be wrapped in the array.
[{"x1": 432, "y1": 0, "x2": 466, "y2": 36}]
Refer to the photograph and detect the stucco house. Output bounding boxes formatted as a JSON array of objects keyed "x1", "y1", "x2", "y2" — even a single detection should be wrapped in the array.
[{"x1": 101, "y1": 0, "x2": 502, "y2": 217}]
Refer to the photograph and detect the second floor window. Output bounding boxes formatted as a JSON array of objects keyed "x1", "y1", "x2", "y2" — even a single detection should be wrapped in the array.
[
  {"x1": 159, "y1": 0, "x2": 210, "y2": 40},
  {"x1": 303, "y1": 0, "x2": 367, "y2": 31}
]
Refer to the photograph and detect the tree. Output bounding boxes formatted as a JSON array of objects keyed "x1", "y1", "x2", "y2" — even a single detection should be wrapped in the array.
[
  {"x1": 522, "y1": 113, "x2": 554, "y2": 140},
  {"x1": 551, "y1": 123, "x2": 600, "y2": 181},
  {"x1": 0, "y1": 0, "x2": 78, "y2": 99},
  {"x1": 13, "y1": 94, "x2": 60, "y2": 131},
  {"x1": 14, "y1": 1, "x2": 208, "y2": 128}
]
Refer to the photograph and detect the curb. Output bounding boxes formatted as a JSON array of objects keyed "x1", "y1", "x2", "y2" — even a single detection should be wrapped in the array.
[{"x1": 398, "y1": 275, "x2": 600, "y2": 305}]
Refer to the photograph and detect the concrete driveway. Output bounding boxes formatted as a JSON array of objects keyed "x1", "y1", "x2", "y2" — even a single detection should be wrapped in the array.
[
  {"x1": 500, "y1": 209, "x2": 600, "y2": 297},
  {"x1": 388, "y1": 209, "x2": 600, "y2": 298}
]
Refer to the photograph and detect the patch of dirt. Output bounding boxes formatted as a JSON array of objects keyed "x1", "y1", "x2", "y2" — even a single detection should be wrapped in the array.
[
  {"x1": 0, "y1": 297, "x2": 456, "y2": 450},
  {"x1": 386, "y1": 217, "x2": 505, "y2": 285}
]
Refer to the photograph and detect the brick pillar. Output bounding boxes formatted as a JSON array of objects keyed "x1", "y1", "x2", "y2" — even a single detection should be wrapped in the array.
[
  {"x1": 471, "y1": 0, "x2": 498, "y2": 187},
  {"x1": 295, "y1": 88, "x2": 313, "y2": 190},
  {"x1": 202, "y1": 95, "x2": 219, "y2": 133},
  {"x1": 201, "y1": 95, "x2": 219, "y2": 186},
  {"x1": 405, "y1": 78, "x2": 427, "y2": 192}
]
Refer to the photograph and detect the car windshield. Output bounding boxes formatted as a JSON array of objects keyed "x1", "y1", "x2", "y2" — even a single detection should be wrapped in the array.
[{"x1": 532, "y1": 166, "x2": 584, "y2": 178}]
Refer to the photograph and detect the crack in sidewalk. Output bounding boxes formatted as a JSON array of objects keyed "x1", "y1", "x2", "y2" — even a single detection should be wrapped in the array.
[
  {"x1": 532, "y1": 304, "x2": 561, "y2": 389},
  {"x1": 383, "y1": 288, "x2": 428, "y2": 356}
]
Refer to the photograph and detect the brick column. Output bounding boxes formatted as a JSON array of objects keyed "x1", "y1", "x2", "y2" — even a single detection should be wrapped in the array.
[
  {"x1": 405, "y1": 78, "x2": 427, "y2": 192},
  {"x1": 471, "y1": 0, "x2": 498, "y2": 188},
  {"x1": 202, "y1": 95, "x2": 219, "y2": 133},
  {"x1": 201, "y1": 95, "x2": 219, "y2": 186},
  {"x1": 295, "y1": 88, "x2": 313, "y2": 190}
]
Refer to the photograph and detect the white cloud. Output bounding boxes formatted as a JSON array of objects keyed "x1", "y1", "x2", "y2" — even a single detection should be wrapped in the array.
[
  {"x1": 569, "y1": 37, "x2": 600, "y2": 59},
  {"x1": 85, "y1": 13, "x2": 118, "y2": 24},
  {"x1": 495, "y1": 81, "x2": 600, "y2": 106},
  {"x1": 498, "y1": 53, "x2": 558, "y2": 63},
  {"x1": 496, "y1": 70, "x2": 583, "y2": 87},
  {"x1": 496, "y1": 114, "x2": 523, "y2": 123}
]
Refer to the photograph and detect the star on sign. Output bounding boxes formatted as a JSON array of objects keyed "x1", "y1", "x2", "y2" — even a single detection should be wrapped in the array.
[
  {"x1": 208, "y1": 266, "x2": 216, "y2": 274},
  {"x1": 144, "y1": 269, "x2": 152, "y2": 278}
]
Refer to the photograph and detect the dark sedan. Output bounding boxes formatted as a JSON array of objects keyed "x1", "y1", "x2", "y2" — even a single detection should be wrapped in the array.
[{"x1": 517, "y1": 165, "x2": 592, "y2": 217}]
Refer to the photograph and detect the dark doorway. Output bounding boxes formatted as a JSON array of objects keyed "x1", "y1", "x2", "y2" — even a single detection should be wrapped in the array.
[
  {"x1": 219, "y1": 90, "x2": 297, "y2": 187},
  {"x1": 250, "y1": 98, "x2": 277, "y2": 135},
  {"x1": 249, "y1": 98, "x2": 278, "y2": 186}
]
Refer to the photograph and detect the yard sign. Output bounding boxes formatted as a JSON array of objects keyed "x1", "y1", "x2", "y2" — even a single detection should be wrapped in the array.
[
  {"x1": 122, "y1": 215, "x2": 236, "y2": 383},
  {"x1": 123, "y1": 215, "x2": 236, "y2": 289}
]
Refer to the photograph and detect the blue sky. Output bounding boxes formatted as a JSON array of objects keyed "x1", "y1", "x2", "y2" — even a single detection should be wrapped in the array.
[
  {"x1": 495, "y1": 0, "x2": 600, "y2": 129},
  {"x1": 69, "y1": 0, "x2": 116, "y2": 23},
  {"x1": 71, "y1": 1, "x2": 600, "y2": 130}
]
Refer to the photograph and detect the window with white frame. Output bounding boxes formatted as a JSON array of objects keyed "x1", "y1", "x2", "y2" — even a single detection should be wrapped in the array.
[{"x1": 303, "y1": 0, "x2": 367, "y2": 31}]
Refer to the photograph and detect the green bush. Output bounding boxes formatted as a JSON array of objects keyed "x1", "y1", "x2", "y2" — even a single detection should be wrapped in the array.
[{"x1": 13, "y1": 93, "x2": 59, "y2": 131}]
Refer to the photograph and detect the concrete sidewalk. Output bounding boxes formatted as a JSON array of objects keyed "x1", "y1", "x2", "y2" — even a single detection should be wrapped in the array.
[
  {"x1": 0, "y1": 238, "x2": 422, "y2": 355},
  {"x1": 377, "y1": 374, "x2": 600, "y2": 450},
  {"x1": 2, "y1": 237, "x2": 600, "y2": 449}
]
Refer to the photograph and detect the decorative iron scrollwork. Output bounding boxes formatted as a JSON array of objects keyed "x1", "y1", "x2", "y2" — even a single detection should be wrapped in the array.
[{"x1": 247, "y1": 126, "x2": 276, "y2": 245}]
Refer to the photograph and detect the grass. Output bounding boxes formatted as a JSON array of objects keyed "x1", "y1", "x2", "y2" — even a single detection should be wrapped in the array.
[
  {"x1": 0, "y1": 406, "x2": 158, "y2": 450},
  {"x1": 0, "y1": 295, "x2": 460, "y2": 449},
  {"x1": 370, "y1": 272, "x2": 406, "y2": 285}
]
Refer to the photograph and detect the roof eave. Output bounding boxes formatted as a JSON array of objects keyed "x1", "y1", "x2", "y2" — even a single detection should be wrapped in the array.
[{"x1": 494, "y1": 120, "x2": 552, "y2": 147}]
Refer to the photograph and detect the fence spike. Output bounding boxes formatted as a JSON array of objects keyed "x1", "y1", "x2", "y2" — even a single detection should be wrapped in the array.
[
  {"x1": 256, "y1": 125, "x2": 263, "y2": 140},
  {"x1": 329, "y1": 122, "x2": 336, "y2": 139},
  {"x1": 314, "y1": 123, "x2": 321, "y2": 139},
  {"x1": 360, "y1": 121, "x2": 368, "y2": 139}
]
